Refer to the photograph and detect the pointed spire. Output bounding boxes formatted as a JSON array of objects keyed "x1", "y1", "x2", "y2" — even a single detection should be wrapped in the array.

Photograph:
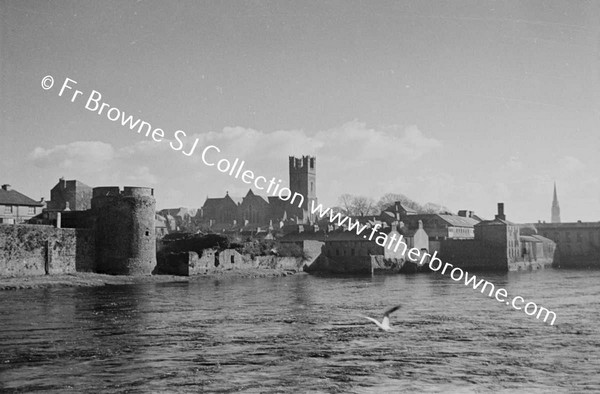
[{"x1": 551, "y1": 182, "x2": 561, "y2": 223}]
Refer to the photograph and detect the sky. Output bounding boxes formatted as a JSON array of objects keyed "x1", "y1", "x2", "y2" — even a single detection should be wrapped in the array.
[{"x1": 1, "y1": 0, "x2": 599, "y2": 223}]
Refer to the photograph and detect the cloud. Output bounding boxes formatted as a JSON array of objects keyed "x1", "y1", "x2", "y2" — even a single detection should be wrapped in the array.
[
  {"x1": 124, "y1": 166, "x2": 158, "y2": 184},
  {"x1": 28, "y1": 121, "x2": 442, "y2": 209},
  {"x1": 30, "y1": 141, "x2": 115, "y2": 171}
]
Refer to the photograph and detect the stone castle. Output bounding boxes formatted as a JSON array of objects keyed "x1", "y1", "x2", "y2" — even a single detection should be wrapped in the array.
[
  {"x1": 0, "y1": 186, "x2": 157, "y2": 277},
  {"x1": 92, "y1": 187, "x2": 157, "y2": 275}
]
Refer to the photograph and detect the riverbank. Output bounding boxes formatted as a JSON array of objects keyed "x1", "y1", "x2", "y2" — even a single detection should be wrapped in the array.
[{"x1": 0, "y1": 269, "x2": 301, "y2": 290}]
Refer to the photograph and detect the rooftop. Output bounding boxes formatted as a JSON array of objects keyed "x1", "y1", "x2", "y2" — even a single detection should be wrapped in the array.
[{"x1": 0, "y1": 185, "x2": 43, "y2": 207}]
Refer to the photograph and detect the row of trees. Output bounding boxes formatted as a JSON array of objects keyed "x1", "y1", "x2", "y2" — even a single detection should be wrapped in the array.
[{"x1": 336, "y1": 193, "x2": 450, "y2": 216}]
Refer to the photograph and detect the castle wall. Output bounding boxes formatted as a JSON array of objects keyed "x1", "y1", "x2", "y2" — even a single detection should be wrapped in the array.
[
  {"x1": 155, "y1": 248, "x2": 305, "y2": 276},
  {"x1": 255, "y1": 256, "x2": 300, "y2": 270},
  {"x1": 0, "y1": 224, "x2": 94, "y2": 277},
  {"x1": 92, "y1": 186, "x2": 156, "y2": 275},
  {"x1": 217, "y1": 249, "x2": 245, "y2": 269}
]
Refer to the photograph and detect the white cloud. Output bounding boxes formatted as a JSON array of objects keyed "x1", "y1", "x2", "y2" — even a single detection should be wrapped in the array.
[
  {"x1": 28, "y1": 122, "x2": 443, "y2": 209},
  {"x1": 30, "y1": 141, "x2": 115, "y2": 171}
]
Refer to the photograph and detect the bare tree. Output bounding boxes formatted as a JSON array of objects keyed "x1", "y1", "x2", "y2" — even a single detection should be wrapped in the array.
[
  {"x1": 353, "y1": 196, "x2": 377, "y2": 216},
  {"x1": 422, "y1": 202, "x2": 450, "y2": 214},
  {"x1": 338, "y1": 194, "x2": 355, "y2": 215},
  {"x1": 376, "y1": 192, "x2": 424, "y2": 213},
  {"x1": 337, "y1": 194, "x2": 378, "y2": 216}
]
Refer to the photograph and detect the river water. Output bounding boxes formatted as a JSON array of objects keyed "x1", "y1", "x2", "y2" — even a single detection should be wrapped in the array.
[{"x1": 0, "y1": 268, "x2": 599, "y2": 393}]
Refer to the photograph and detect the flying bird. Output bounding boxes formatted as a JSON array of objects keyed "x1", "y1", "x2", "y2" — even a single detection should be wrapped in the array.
[{"x1": 361, "y1": 305, "x2": 402, "y2": 331}]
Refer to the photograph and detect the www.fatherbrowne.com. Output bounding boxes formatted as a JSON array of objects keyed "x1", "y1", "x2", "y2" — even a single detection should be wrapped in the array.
[
  {"x1": 47, "y1": 76, "x2": 557, "y2": 326},
  {"x1": 309, "y1": 201, "x2": 558, "y2": 326}
]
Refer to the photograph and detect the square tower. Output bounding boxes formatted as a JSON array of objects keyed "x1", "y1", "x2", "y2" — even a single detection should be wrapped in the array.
[{"x1": 289, "y1": 156, "x2": 317, "y2": 222}]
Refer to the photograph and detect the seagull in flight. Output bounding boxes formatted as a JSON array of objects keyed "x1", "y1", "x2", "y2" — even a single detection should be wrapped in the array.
[{"x1": 361, "y1": 305, "x2": 402, "y2": 331}]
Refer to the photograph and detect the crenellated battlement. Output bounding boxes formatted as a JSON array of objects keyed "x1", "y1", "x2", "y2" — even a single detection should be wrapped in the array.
[{"x1": 289, "y1": 155, "x2": 316, "y2": 172}]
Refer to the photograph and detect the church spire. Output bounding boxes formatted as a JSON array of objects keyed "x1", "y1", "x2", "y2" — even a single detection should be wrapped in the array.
[{"x1": 551, "y1": 182, "x2": 561, "y2": 223}]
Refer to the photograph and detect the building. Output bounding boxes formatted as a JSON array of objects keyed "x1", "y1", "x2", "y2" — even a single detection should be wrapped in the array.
[
  {"x1": 535, "y1": 221, "x2": 600, "y2": 268},
  {"x1": 155, "y1": 214, "x2": 169, "y2": 239},
  {"x1": 157, "y1": 207, "x2": 198, "y2": 231},
  {"x1": 530, "y1": 184, "x2": 600, "y2": 268},
  {"x1": 0, "y1": 184, "x2": 44, "y2": 224},
  {"x1": 380, "y1": 201, "x2": 418, "y2": 223},
  {"x1": 46, "y1": 177, "x2": 93, "y2": 211},
  {"x1": 196, "y1": 155, "x2": 318, "y2": 230},
  {"x1": 401, "y1": 213, "x2": 479, "y2": 241},
  {"x1": 441, "y1": 203, "x2": 556, "y2": 271},
  {"x1": 551, "y1": 182, "x2": 561, "y2": 223},
  {"x1": 306, "y1": 222, "x2": 430, "y2": 274}
]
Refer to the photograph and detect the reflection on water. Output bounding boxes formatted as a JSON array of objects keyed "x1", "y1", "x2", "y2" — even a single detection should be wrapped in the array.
[{"x1": 1, "y1": 269, "x2": 599, "y2": 392}]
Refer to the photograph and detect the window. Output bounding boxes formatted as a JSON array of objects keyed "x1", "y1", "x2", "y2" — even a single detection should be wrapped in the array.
[
  {"x1": 351, "y1": 248, "x2": 355, "y2": 256},
  {"x1": 28, "y1": 207, "x2": 35, "y2": 215},
  {"x1": 4, "y1": 206, "x2": 12, "y2": 214}
]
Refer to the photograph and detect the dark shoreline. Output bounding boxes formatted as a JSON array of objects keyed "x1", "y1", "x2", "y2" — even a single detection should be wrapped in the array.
[{"x1": 0, "y1": 269, "x2": 301, "y2": 290}]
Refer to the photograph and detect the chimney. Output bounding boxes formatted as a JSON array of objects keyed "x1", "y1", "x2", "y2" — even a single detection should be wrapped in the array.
[
  {"x1": 495, "y1": 203, "x2": 505, "y2": 220},
  {"x1": 1, "y1": 184, "x2": 11, "y2": 191},
  {"x1": 458, "y1": 210, "x2": 474, "y2": 218}
]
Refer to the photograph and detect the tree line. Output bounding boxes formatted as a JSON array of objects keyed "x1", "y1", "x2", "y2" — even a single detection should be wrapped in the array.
[{"x1": 335, "y1": 193, "x2": 450, "y2": 217}]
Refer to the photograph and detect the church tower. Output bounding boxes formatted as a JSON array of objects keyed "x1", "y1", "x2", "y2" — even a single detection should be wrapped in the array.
[
  {"x1": 551, "y1": 182, "x2": 561, "y2": 223},
  {"x1": 289, "y1": 156, "x2": 317, "y2": 223}
]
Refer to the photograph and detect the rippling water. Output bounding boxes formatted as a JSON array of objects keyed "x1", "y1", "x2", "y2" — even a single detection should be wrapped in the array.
[{"x1": 1, "y1": 269, "x2": 599, "y2": 393}]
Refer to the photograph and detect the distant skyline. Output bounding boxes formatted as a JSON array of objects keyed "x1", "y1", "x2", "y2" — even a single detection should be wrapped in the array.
[{"x1": 1, "y1": 1, "x2": 599, "y2": 223}]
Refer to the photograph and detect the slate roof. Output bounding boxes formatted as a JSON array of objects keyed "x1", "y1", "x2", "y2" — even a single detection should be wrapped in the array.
[
  {"x1": 51, "y1": 179, "x2": 92, "y2": 191},
  {"x1": 243, "y1": 189, "x2": 269, "y2": 204},
  {"x1": 520, "y1": 235, "x2": 540, "y2": 243},
  {"x1": 0, "y1": 188, "x2": 43, "y2": 206},
  {"x1": 279, "y1": 232, "x2": 329, "y2": 242},
  {"x1": 475, "y1": 217, "x2": 516, "y2": 226},
  {"x1": 437, "y1": 215, "x2": 480, "y2": 227},
  {"x1": 203, "y1": 195, "x2": 241, "y2": 209},
  {"x1": 530, "y1": 234, "x2": 555, "y2": 243},
  {"x1": 383, "y1": 202, "x2": 418, "y2": 214}
]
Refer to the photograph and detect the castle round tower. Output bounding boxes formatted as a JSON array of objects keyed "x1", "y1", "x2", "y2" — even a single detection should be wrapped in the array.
[{"x1": 92, "y1": 186, "x2": 156, "y2": 275}]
